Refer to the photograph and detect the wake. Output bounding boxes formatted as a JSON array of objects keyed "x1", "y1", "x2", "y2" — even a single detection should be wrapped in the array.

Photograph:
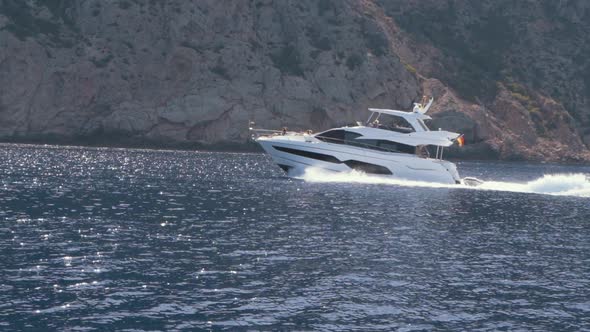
[{"x1": 299, "y1": 168, "x2": 590, "y2": 198}]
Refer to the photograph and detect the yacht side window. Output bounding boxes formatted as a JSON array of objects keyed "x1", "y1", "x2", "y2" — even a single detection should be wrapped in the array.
[
  {"x1": 344, "y1": 131, "x2": 362, "y2": 145},
  {"x1": 316, "y1": 130, "x2": 345, "y2": 144},
  {"x1": 378, "y1": 140, "x2": 416, "y2": 154},
  {"x1": 317, "y1": 130, "x2": 363, "y2": 145},
  {"x1": 355, "y1": 139, "x2": 416, "y2": 154}
]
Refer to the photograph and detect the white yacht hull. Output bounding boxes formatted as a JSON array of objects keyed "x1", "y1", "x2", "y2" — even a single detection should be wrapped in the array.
[{"x1": 257, "y1": 136, "x2": 461, "y2": 184}]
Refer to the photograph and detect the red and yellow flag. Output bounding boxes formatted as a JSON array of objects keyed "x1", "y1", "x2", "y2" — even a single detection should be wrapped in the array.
[{"x1": 457, "y1": 135, "x2": 465, "y2": 147}]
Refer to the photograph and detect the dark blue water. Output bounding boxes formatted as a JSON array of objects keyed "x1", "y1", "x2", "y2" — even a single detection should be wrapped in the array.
[{"x1": 1, "y1": 144, "x2": 589, "y2": 331}]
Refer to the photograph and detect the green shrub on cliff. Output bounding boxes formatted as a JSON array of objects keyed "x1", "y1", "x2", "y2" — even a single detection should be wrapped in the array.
[
  {"x1": 404, "y1": 63, "x2": 417, "y2": 74},
  {"x1": 346, "y1": 54, "x2": 364, "y2": 71},
  {"x1": 271, "y1": 45, "x2": 304, "y2": 77},
  {"x1": 511, "y1": 92, "x2": 530, "y2": 104}
]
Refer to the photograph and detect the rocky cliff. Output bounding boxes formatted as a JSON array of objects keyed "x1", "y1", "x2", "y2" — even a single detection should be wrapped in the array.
[{"x1": 1, "y1": 0, "x2": 589, "y2": 161}]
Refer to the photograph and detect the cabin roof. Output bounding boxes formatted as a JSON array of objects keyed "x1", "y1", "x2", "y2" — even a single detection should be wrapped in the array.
[
  {"x1": 368, "y1": 108, "x2": 432, "y2": 121},
  {"x1": 338, "y1": 126, "x2": 460, "y2": 147}
]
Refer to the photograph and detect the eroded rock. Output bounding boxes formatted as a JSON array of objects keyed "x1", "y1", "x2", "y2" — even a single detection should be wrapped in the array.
[{"x1": 0, "y1": 0, "x2": 588, "y2": 161}]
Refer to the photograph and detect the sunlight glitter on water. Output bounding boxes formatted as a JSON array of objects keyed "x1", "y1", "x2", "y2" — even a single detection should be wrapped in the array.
[{"x1": 0, "y1": 145, "x2": 589, "y2": 331}]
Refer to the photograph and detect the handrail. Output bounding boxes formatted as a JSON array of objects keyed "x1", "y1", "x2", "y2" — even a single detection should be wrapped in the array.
[
  {"x1": 250, "y1": 128, "x2": 283, "y2": 134},
  {"x1": 249, "y1": 127, "x2": 309, "y2": 141}
]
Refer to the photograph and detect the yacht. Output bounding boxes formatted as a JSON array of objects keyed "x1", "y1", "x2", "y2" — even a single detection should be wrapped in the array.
[{"x1": 251, "y1": 98, "x2": 480, "y2": 185}]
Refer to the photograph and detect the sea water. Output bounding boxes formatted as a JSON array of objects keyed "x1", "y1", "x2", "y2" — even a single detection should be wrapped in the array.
[{"x1": 0, "y1": 144, "x2": 589, "y2": 330}]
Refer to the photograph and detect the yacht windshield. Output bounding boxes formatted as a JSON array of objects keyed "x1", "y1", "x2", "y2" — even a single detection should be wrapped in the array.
[{"x1": 370, "y1": 114, "x2": 415, "y2": 133}]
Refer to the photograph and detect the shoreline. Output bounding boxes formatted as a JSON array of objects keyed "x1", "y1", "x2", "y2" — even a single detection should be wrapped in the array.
[{"x1": 0, "y1": 136, "x2": 264, "y2": 154}]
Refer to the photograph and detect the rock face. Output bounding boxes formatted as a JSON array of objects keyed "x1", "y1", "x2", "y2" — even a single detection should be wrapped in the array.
[{"x1": 1, "y1": 0, "x2": 589, "y2": 161}]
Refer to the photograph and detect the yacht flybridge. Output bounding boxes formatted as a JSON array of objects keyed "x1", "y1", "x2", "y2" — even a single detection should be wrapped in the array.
[{"x1": 251, "y1": 98, "x2": 481, "y2": 185}]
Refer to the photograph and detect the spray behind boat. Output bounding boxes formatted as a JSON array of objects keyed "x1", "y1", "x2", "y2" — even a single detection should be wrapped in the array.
[{"x1": 462, "y1": 177, "x2": 485, "y2": 187}]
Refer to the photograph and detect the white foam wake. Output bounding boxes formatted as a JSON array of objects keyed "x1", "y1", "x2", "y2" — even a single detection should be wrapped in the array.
[{"x1": 299, "y1": 168, "x2": 590, "y2": 198}]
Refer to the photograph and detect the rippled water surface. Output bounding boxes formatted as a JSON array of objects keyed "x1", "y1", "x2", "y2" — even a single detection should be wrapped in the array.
[{"x1": 1, "y1": 144, "x2": 589, "y2": 331}]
